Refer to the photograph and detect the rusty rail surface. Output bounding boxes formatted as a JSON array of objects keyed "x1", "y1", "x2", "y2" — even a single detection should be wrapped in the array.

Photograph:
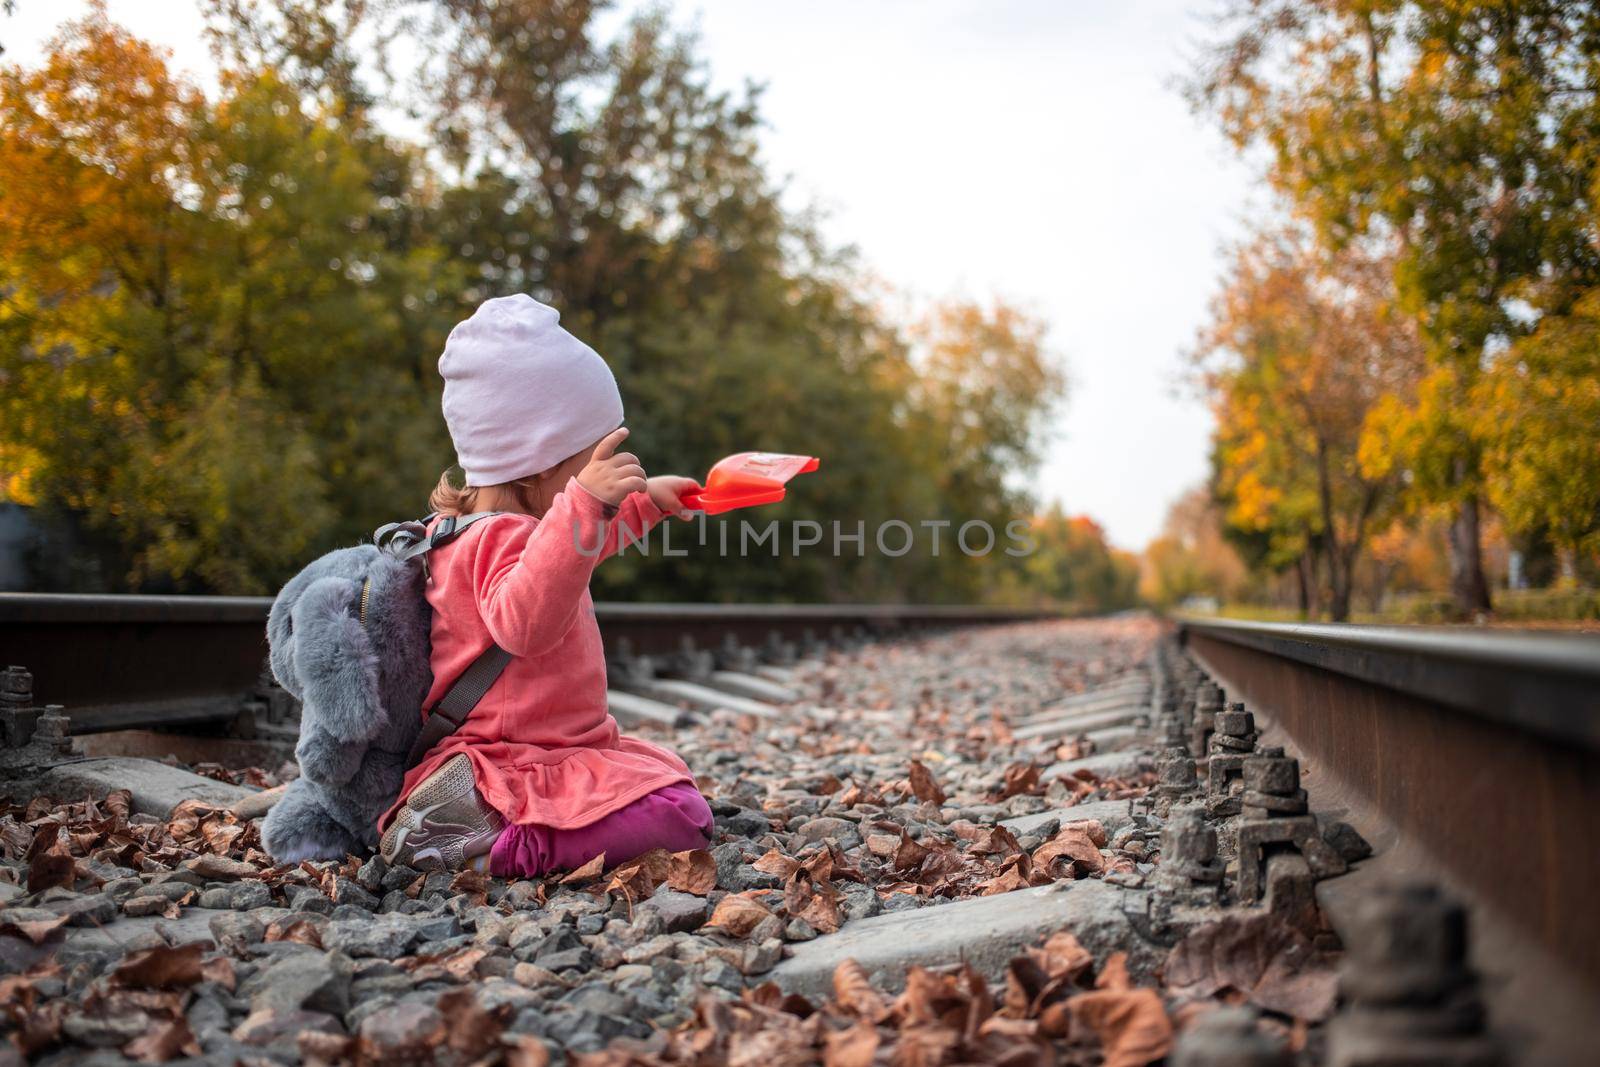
[
  {"x1": 1177, "y1": 616, "x2": 1600, "y2": 1004},
  {"x1": 0, "y1": 592, "x2": 1061, "y2": 734}
]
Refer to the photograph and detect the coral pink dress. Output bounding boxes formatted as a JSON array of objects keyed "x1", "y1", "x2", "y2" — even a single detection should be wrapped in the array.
[{"x1": 379, "y1": 479, "x2": 692, "y2": 832}]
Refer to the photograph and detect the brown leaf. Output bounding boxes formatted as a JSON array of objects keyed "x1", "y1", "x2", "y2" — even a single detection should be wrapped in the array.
[
  {"x1": 1163, "y1": 913, "x2": 1338, "y2": 1021},
  {"x1": 1035, "y1": 931, "x2": 1094, "y2": 983},
  {"x1": 894, "y1": 1023, "x2": 961, "y2": 1066},
  {"x1": 1063, "y1": 819, "x2": 1108, "y2": 848},
  {"x1": 831, "y1": 959, "x2": 889, "y2": 1022},
  {"x1": 892, "y1": 832, "x2": 929, "y2": 873},
  {"x1": 26, "y1": 850, "x2": 76, "y2": 894},
  {"x1": 437, "y1": 987, "x2": 507, "y2": 1058},
  {"x1": 967, "y1": 825, "x2": 1021, "y2": 856},
  {"x1": 506, "y1": 1035, "x2": 552, "y2": 1067},
  {"x1": 908, "y1": 760, "x2": 946, "y2": 806},
  {"x1": 1087, "y1": 953, "x2": 1126, "y2": 993},
  {"x1": 751, "y1": 849, "x2": 800, "y2": 878},
  {"x1": 200, "y1": 955, "x2": 236, "y2": 992},
  {"x1": 706, "y1": 894, "x2": 775, "y2": 937},
  {"x1": 1001, "y1": 763, "x2": 1042, "y2": 799},
  {"x1": 822, "y1": 1021, "x2": 880, "y2": 1067},
  {"x1": 784, "y1": 870, "x2": 843, "y2": 935},
  {"x1": 667, "y1": 849, "x2": 716, "y2": 896},
  {"x1": 1067, "y1": 987, "x2": 1172, "y2": 1067},
  {"x1": 123, "y1": 1018, "x2": 200, "y2": 1063},
  {"x1": 977, "y1": 867, "x2": 1031, "y2": 896},
  {"x1": 111, "y1": 943, "x2": 205, "y2": 990},
  {"x1": 264, "y1": 917, "x2": 324, "y2": 948},
  {"x1": 0, "y1": 912, "x2": 69, "y2": 945},
  {"x1": 449, "y1": 869, "x2": 489, "y2": 905},
  {"x1": 1033, "y1": 825, "x2": 1105, "y2": 877},
  {"x1": 560, "y1": 853, "x2": 607, "y2": 884}
]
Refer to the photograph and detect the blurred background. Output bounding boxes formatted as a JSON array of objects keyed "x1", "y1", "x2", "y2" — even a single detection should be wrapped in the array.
[{"x1": 0, "y1": 1, "x2": 1595, "y2": 624}]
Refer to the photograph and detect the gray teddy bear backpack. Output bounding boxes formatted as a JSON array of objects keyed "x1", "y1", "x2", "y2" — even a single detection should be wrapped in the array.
[{"x1": 260, "y1": 512, "x2": 512, "y2": 864}]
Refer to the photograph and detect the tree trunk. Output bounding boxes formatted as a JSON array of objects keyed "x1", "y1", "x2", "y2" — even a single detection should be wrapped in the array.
[
  {"x1": 1295, "y1": 554, "x2": 1312, "y2": 617},
  {"x1": 1556, "y1": 545, "x2": 1578, "y2": 588},
  {"x1": 1447, "y1": 493, "x2": 1493, "y2": 615}
]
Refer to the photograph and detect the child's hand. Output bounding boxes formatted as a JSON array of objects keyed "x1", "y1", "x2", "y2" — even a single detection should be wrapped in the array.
[
  {"x1": 578, "y1": 427, "x2": 648, "y2": 506},
  {"x1": 647, "y1": 475, "x2": 702, "y2": 519}
]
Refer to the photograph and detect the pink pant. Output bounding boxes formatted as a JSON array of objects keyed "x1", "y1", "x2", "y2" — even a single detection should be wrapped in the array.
[{"x1": 488, "y1": 782, "x2": 714, "y2": 878}]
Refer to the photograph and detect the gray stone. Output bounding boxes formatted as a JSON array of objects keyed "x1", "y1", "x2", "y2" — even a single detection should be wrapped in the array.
[
  {"x1": 62, "y1": 1010, "x2": 149, "y2": 1047},
  {"x1": 209, "y1": 908, "x2": 265, "y2": 953},
  {"x1": 45, "y1": 893, "x2": 117, "y2": 926},
  {"x1": 637, "y1": 889, "x2": 708, "y2": 933},
  {"x1": 198, "y1": 889, "x2": 232, "y2": 910},
  {"x1": 358, "y1": 1002, "x2": 444, "y2": 1057},
  {"x1": 717, "y1": 808, "x2": 772, "y2": 838},
  {"x1": 355, "y1": 855, "x2": 389, "y2": 893},
  {"x1": 1001, "y1": 799, "x2": 1136, "y2": 840},
  {"x1": 702, "y1": 959, "x2": 744, "y2": 992},
  {"x1": 329, "y1": 877, "x2": 379, "y2": 910},
  {"x1": 380, "y1": 864, "x2": 420, "y2": 893},
  {"x1": 240, "y1": 951, "x2": 353, "y2": 1015},
  {"x1": 1012, "y1": 704, "x2": 1148, "y2": 741},
  {"x1": 41, "y1": 757, "x2": 253, "y2": 818},
  {"x1": 1044, "y1": 750, "x2": 1156, "y2": 782},
  {"x1": 322, "y1": 913, "x2": 427, "y2": 958},
  {"x1": 840, "y1": 882, "x2": 882, "y2": 922},
  {"x1": 228, "y1": 882, "x2": 273, "y2": 910},
  {"x1": 794, "y1": 816, "x2": 861, "y2": 848},
  {"x1": 285, "y1": 886, "x2": 332, "y2": 914},
  {"x1": 771, "y1": 881, "x2": 1145, "y2": 998}
]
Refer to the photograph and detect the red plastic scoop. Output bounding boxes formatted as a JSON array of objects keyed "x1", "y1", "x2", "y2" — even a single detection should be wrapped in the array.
[{"x1": 679, "y1": 452, "x2": 820, "y2": 515}]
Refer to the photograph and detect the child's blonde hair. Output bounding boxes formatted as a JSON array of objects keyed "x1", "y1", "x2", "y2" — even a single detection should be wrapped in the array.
[{"x1": 428, "y1": 468, "x2": 540, "y2": 517}]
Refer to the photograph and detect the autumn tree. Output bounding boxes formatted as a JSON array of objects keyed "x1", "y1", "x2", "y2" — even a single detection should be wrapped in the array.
[
  {"x1": 4, "y1": 3, "x2": 1066, "y2": 602},
  {"x1": 1474, "y1": 289, "x2": 1600, "y2": 583},
  {"x1": 1190, "y1": 1, "x2": 1600, "y2": 615},
  {"x1": 1140, "y1": 488, "x2": 1253, "y2": 610},
  {"x1": 1197, "y1": 231, "x2": 1423, "y2": 620}
]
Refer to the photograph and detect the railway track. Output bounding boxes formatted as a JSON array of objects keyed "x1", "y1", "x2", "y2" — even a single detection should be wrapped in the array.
[
  {"x1": 0, "y1": 606, "x2": 1595, "y2": 1065},
  {"x1": 0, "y1": 592, "x2": 1057, "y2": 737}
]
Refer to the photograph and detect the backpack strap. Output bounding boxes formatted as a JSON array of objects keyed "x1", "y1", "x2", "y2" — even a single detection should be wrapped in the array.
[{"x1": 405, "y1": 642, "x2": 514, "y2": 769}]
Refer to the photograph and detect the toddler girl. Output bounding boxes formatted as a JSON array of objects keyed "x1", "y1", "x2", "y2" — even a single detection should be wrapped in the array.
[{"x1": 378, "y1": 294, "x2": 713, "y2": 876}]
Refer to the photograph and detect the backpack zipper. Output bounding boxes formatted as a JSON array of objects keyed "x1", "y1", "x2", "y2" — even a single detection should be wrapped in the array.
[{"x1": 358, "y1": 577, "x2": 371, "y2": 627}]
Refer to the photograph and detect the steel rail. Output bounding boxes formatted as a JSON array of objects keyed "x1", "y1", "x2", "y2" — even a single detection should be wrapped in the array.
[
  {"x1": 0, "y1": 592, "x2": 1061, "y2": 734},
  {"x1": 1177, "y1": 614, "x2": 1600, "y2": 1000}
]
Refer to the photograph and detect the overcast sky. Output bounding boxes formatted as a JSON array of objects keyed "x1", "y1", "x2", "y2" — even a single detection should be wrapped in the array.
[{"x1": 4, "y1": 1, "x2": 1260, "y2": 549}]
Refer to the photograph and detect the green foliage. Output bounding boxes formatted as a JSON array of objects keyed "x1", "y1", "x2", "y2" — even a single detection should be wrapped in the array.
[
  {"x1": 1475, "y1": 288, "x2": 1600, "y2": 562},
  {"x1": 2, "y1": 3, "x2": 1082, "y2": 604}
]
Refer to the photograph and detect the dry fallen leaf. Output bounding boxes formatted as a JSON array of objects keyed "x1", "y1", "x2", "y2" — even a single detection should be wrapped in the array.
[
  {"x1": 667, "y1": 849, "x2": 717, "y2": 896},
  {"x1": 1001, "y1": 762, "x2": 1042, "y2": 799},
  {"x1": 831, "y1": 960, "x2": 889, "y2": 1023},
  {"x1": 26, "y1": 850, "x2": 76, "y2": 894},
  {"x1": 908, "y1": 760, "x2": 947, "y2": 806},
  {"x1": 1163, "y1": 913, "x2": 1338, "y2": 1021},
  {"x1": 752, "y1": 849, "x2": 800, "y2": 879},
  {"x1": 111, "y1": 943, "x2": 205, "y2": 991},
  {"x1": 1067, "y1": 985, "x2": 1172, "y2": 1067},
  {"x1": 706, "y1": 894, "x2": 775, "y2": 937},
  {"x1": 123, "y1": 1017, "x2": 200, "y2": 1063},
  {"x1": 0, "y1": 913, "x2": 69, "y2": 946},
  {"x1": 560, "y1": 853, "x2": 607, "y2": 885},
  {"x1": 822, "y1": 1021, "x2": 880, "y2": 1067},
  {"x1": 1033, "y1": 825, "x2": 1105, "y2": 877}
]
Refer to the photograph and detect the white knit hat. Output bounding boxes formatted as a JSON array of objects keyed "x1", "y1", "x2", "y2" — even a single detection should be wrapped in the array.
[{"x1": 439, "y1": 294, "x2": 624, "y2": 486}]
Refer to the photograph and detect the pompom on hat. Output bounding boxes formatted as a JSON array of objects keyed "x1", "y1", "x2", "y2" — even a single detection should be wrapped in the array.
[{"x1": 439, "y1": 294, "x2": 624, "y2": 486}]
